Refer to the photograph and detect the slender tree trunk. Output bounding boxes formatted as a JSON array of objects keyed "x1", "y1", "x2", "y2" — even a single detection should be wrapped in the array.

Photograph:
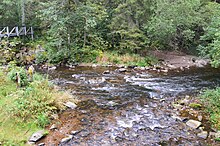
[
  {"x1": 21, "y1": 0, "x2": 25, "y2": 26},
  {"x1": 83, "y1": 31, "x2": 87, "y2": 47}
]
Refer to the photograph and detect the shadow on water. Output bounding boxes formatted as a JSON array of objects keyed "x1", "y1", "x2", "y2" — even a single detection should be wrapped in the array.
[{"x1": 38, "y1": 65, "x2": 220, "y2": 146}]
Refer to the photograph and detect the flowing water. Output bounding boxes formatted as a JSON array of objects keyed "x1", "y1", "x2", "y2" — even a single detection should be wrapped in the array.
[{"x1": 39, "y1": 66, "x2": 220, "y2": 146}]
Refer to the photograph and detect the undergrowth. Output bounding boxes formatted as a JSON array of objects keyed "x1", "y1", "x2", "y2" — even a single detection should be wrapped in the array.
[
  {"x1": 96, "y1": 51, "x2": 157, "y2": 67},
  {"x1": 200, "y1": 88, "x2": 220, "y2": 130},
  {"x1": 0, "y1": 66, "x2": 78, "y2": 145}
]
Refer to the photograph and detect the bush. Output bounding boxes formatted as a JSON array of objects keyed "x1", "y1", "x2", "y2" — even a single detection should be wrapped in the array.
[
  {"x1": 0, "y1": 39, "x2": 22, "y2": 64},
  {"x1": 200, "y1": 88, "x2": 220, "y2": 129},
  {"x1": 96, "y1": 51, "x2": 157, "y2": 66},
  {"x1": 8, "y1": 74, "x2": 77, "y2": 125},
  {"x1": 7, "y1": 66, "x2": 28, "y2": 87},
  {"x1": 199, "y1": 3, "x2": 220, "y2": 68}
]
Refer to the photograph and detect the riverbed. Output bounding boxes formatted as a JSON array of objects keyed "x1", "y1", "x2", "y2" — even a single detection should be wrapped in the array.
[{"x1": 38, "y1": 65, "x2": 220, "y2": 146}]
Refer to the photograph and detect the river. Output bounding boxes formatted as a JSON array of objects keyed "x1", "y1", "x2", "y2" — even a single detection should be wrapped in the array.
[{"x1": 38, "y1": 65, "x2": 220, "y2": 146}]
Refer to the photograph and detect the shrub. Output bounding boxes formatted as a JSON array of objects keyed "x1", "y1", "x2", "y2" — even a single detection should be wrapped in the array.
[
  {"x1": 199, "y1": 2, "x2": 220, "y2": 67},
  {"x1": 96, "y1": 51, "x2": 157, "y2": 67},
  {"x1": 8, "y1": 76, "x2": 76, "y2": 125},
  {"x1": 200, "y1": 88, "x2": 220, "y2": 129},
  {"x1": 7, "y1": 66, "x2": 28, "y2": 87}
]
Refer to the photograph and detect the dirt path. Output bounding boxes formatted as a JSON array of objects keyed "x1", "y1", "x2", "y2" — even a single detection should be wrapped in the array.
[{"x1": 149, "y1": 50, "x2": 209, "y2": 69}]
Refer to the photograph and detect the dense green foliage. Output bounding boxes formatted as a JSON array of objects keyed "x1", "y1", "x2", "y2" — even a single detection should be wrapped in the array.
[
  {"x1": 200, "y1": 88, "x2": 220, "y2": 129},
  {"x1": 0, "y1": 0, "x2": 220, "y2": 66},
  {"x1": 199, "y1": 3, "x2": 220, "y2": 67}
]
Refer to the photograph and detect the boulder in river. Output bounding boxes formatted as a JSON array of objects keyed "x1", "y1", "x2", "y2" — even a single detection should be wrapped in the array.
[{"x1": 186, "y1": 119, "x2": 202, "y2": 129}]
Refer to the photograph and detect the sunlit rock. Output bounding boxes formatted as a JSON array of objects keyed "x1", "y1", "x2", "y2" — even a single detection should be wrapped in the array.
[
  {"x1": 197, "y1": 131, "x2": 208, "y2": 139},
  {"x1": 64, "y1": 102, "x2": 77, "y2": 109},
  {"x1": 60, "y1": 135, "x2": 73, "y2": 143},
  {"x1": 29, "y1": 130, "x2": 46, "y2": 142},
  {"x1": 50, "y1": 124, "x2": 58, "y2": 130},
  {"x1": 186, "y1": 119, "x2": 201, "y2": 129},
  {"x1": 118, "y1": 68, "x2": 127, "y2": 72}
]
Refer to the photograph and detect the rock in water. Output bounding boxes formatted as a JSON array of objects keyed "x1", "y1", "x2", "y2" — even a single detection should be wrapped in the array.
[
  {"x1": 186, "y1": 119, "x2": 202, "y2": 129},
  {"x1": 197, "y1": 131, "x2": 208, "y2": 139},
  {"x1": 118, "y1": 68, "x2": 127, "y2": 72},
  {"x1": 103, "y1": 70, "x2": 110, "y2": 74},
  {"x1": 29, "y1": 130, "x2": 46, "y2": 142},
  {"x1": 61, "y1": 135, "x2": 73, "y2": 143},
  {"x1": 64, "y1": 102, "x2": 77, "y2": 109}
]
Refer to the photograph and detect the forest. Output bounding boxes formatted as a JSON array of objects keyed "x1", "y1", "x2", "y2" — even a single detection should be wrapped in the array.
[{"x1": 0, "y1": 0, "x2": 220, "y2": 66}]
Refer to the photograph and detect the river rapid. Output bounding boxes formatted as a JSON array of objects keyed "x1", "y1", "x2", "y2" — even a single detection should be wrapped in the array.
[{"x1": 38, "y1": 65, "x2": 220, "y2": 146}]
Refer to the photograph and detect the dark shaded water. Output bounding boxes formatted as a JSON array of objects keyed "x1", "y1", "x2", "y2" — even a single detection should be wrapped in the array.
[{"x1": 40, "y1": 66, "x2": 220, "y2": 146}]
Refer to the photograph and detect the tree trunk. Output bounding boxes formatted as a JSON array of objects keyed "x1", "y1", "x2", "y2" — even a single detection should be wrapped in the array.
[
  {"x1": 21, "y1": 0, "x2": 25, "y2": 26},
  {"x1": 83, "y1": 31, "x2": 87, "y2": 47}
]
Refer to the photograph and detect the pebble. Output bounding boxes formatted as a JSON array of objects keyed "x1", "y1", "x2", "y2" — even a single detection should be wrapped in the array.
[
  {"x1": 61, "y1": 135, "x2": 73, "y2": 143},
  {"x1": 198, "y1": 115, "x2": 203, "y2": 121},
  {"x1": 64, "y1": 102, "x2": 77, "y2": 109},
  {"x1": 197, "y1": 131, "x2": 208, "y2": 139},
  {"x1": 92, "y1": 64, "x2": 98, "y2": 68},
  {"x1": 80, "y1": 130, "x2": 90, "y2": 137},
  {"x1": 215, "y1": 131, "x2": 220, "y2": 138},
  {"x1": 118, "y1": 68, "x2": 127, "y2": 72},
  {"x1": 70, "y1": 130, "x2": 81, "y2": 135},
  {"x1": 186, "y1": 119, "x2": 202, "y2": 129},
  {"x1": 103, "y1": 70, "x2": 110, "y2": 74},
  {"x1": 107, "y1": 101, "x2": 118, "y2": 107},
  {"x1": 50, "y1": 124, "x2": 58, "y2": 130},
  {"x1": 38, "y1": 143, "x2": 45, "y2": 146}
]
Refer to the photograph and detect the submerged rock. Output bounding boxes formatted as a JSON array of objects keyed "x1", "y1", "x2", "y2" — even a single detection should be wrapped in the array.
[
  {"x1": 29, "y1": 130, "x2": 46, "y2": 142},
  {"x1": 186, "y1": 120, "x2": 202, "y2": 129}
]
